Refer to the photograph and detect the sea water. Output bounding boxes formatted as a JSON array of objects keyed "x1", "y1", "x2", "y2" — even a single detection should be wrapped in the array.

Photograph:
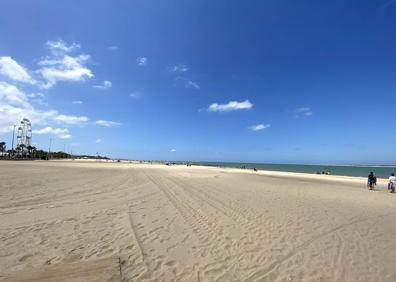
[{"x1": 190, "y1": 162, "x2": 396, "y2": 179}]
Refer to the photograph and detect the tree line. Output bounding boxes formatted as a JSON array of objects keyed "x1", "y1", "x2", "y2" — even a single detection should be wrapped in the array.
[
  {"x1": 0, "y1": 141, "x2": 108, "y2": 160},
  {"x1": 0, "y1": 141, "x2": 71, "y2": 159}
]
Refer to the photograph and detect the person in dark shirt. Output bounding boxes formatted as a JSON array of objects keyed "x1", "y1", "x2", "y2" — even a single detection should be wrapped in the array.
[
  {"x1": 387, "y1": 173, "x2": 396, "y2": 193},
  {"x1": 367, "y1": 172, "x2": 376, "y2": 190}
]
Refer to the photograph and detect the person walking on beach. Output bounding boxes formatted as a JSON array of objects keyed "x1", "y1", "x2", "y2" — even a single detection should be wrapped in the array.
[
  {"x1": 388, "y1": 173, "x2": 396, "y2": 193},
  {"x1": 367, "y1": 172, "x2": 376, "y2": 190}
]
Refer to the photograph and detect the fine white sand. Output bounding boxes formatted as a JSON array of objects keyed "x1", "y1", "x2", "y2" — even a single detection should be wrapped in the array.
[{"x1": 1, "y1": 161, "x2": 396, "y2": 281}]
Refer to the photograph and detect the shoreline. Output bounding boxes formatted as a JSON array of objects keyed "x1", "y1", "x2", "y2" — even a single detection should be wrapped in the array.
[
  {"x1": 3, "y1": 158, "x2": 389, "y2": 186},
  {"x1": 184, "y1": 163, "x2": 390, "y2": 186}
]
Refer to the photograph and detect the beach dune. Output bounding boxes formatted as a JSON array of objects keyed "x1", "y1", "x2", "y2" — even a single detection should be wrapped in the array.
[{"x1": 1, "y1": 161, "x2": 396, "y2": 281}]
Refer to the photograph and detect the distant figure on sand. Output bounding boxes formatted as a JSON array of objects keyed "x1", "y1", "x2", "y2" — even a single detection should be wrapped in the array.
[
  {"x1": 388, "y1": 173, "x2": 396, "y2": 193},
  {"x1": 367, "y1": 172, "x2": 377, "y2": 190}
]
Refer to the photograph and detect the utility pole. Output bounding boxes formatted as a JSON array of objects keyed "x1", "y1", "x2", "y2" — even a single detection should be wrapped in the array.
[
  {"x1": 11, "y1": 124, "x2": 16, "y2": 157},
  {"x1": 48, "y1": 138, "x2": 52, "y2": 160}
]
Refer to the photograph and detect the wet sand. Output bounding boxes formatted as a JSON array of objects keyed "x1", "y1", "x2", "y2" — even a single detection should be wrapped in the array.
[{"x1": 1, "y1": 161, "x2": 395, "y2": 281}]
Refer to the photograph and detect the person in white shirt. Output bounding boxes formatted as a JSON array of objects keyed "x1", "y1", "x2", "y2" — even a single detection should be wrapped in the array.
[{"x1": 388, "y1": 173, "x2": 395, "y2": 193}]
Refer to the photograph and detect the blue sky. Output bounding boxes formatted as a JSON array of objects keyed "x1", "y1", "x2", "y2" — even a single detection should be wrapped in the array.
[{"x1": 0, "y1": 0, "x2": 395, "y2": 164}]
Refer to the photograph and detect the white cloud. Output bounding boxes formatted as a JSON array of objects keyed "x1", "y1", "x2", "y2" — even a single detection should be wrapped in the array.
[
  {"x1": 0, "y1": 101, "x2": 73, "y2": 134},
  {"x1": 185, "y1": 80, "x2": 200, "y2": 89},
  {"x1": 170, "y1": 149, "x2": 176, "y2": 152},
  {"x1": 46, "y1": 40, "x2": 80, "y2": 55},
  {"x1": 96, "y1": 120, "x2": 121, "y2": 127},
  {"x1": 249, "y1": 124, "x2": 271, "y2": 131},
  {"x1": 0, "y1": 41, "x2": 97, "y2": 135},
  {"x1": 137, "y1": 57, "x2": 147, "y2": 66},
  {"x1": 294, "y1": 107, "x2": 313, "y2": 117},
  {"x1": 38, "y1": 54, "x2": 93, "y2": 88},
  {"x1": 53, "y1": 114, "x2": 88, "y2": 125},
  {"x1": 93, "y1": 80, "x2": 112, "y2": 89},
  {"x1": 1, "y1": 41, "x2": 93, "y2": 90},
  {"x1": 37, "y1": 41, "x2": 93, "y2": 88},
  {"x1": 0, "y1": 81, "x2": 30, "y2": 107},
  {"x1": 95, "y1": 138, "x2": 102, "y2": 143},
  {"x1": 108, "y1": 46, "x2": 119, "y2": 51},
  {"x1": 168, "y1": 64, "x2": 189, "y2": 73},
  {"x1": 208, "y1": 100, "x2": 253, "y2": 112},
  {"x1": 32, "y1": 127, "x2": 71, "y2": 139},
  {"x1": 26, "y1": 93, "x2": 47, "y2": 107},
  {"x1": 0, "y1": 82, "x2": 90, "y2": 134},
  {"x1": 27, "y1": 93, "x2": 45, "y2": 98},
  {"x1": 129, "y1": 91, "x2": 140, "y2": 98},
  {"x1": 0, "y1": 56, "x2": 35, "y2": 84},
  {"x1": 72, "y1": 100, "x2": 83, "y2": 104},
  {"x1": 31, "y1": 98, "x2": 48, "y2": 107}
]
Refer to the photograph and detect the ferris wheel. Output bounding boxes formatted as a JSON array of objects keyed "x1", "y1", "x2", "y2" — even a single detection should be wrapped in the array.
[{"x1": 17, "y1": 118, "x2": 32, "y2": 147}]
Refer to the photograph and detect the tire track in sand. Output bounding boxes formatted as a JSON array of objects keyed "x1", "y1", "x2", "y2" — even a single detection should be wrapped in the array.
[{"x1": 142, "y1": 171, "x2": 241, "y2": 281}]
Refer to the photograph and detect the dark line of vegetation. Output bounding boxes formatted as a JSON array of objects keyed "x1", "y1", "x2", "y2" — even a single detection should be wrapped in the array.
[{"x1": 0, "y1": 141, "x2": 108, "y2": 160}]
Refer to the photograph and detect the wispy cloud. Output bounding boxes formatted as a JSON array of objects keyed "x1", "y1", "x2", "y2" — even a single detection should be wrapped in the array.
[
  {"x1": 249, "y1": 124, "x2": 271, "y2": 131},
  {"x1": 168, "y1": 64, "x2": 189, "y2": 73},
  {"x1": 108, "y1": 46, "x2": 119, "y2": 51},
  {"x1": 174, "y1": 76, "x2": 200, "y2": 90},
  {"x1": 95, "y1": 138, "x2": 102, "y2": 143},
  {"x1": 38, "y1": 54, "x2": 93, "y2": 88},
  {"x1": 27, "y1": 93, "x2": 45, "y2": 99},
  {"x1": 27, "y1": 92, "x2": 47, "y2": 107},
  {"x1": 170, "y1": 149, "x2": 176, "y2": 152},
  {"x1": 294, "y1": 107, "x2": 313, "y2": 118},
  {"x1": 31, "y1": 98, "x2": 48, "y2": 107},
  {"x1": 129, "y1": 91, "x2": 140, "y2": 98},
  {"x1": 208, "y1": 100, "x2": 253, "y2": 112},
  {"x1": 33, "y1": 127, "x2": 71, "y2": 139},
  {"x1": 137, "y1": 57, "x2": 147, "y2": 66},
  {"x1": 38, "y1": 40, "x2": 93, "y2": 88},
  {"x1": 93, "y1": 80, "x2": 112, "y2": 89},
  {"x1": 72, "y1": 100, "x2": 83, "y2": 104},
  {"x1": 96, "y1": 119, "x2": 121, "y2": 127},
  {"x1": 46, "y1": 40, "x2": 80, "y2": 54},
  {"x1": 53, "y1": 114, "x2": 88, "y2": 125},
  {"x1": 0, "y1": 56, "x2": 36, "y2": 85},
  {"x1": 185, "y1": 80, "x2": 200, "y2": 89}
]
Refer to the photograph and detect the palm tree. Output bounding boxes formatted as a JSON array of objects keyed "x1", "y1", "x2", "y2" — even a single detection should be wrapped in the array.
[
  {"x1": 0, "y1": 142, "x2": 6, "y2": 153},
  {"x1": 29, "y1": 146, "x2": 37, "y2": 158},
  {"x1": 16, "y1": 144, "x2": 26, "y2": 158},
  {"x1": 0, "y1": 142, "x2": 6, "y2": 159},
  {"x1": 26, "y1": 145, "x2": 36, "y2": 158}
]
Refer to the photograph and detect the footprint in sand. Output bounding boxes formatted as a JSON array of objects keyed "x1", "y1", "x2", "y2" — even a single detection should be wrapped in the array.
[{"x1": 18, "y1": 253, "x2": 33, "y2": 262}]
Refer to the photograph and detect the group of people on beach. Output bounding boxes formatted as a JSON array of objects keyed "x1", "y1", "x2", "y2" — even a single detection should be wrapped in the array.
[{"x1": 367, "y1": 172, "x2": 395, "y2": 193}]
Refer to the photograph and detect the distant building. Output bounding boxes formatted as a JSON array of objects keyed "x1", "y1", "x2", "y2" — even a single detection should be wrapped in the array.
[{"x1": 0, "y1": 152, "x2": 9, "y2": 158}]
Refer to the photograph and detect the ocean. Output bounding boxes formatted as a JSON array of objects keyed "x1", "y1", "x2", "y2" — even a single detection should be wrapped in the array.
[{"x1": 189, "y1": 162, "x2": 396, "y2": 179}]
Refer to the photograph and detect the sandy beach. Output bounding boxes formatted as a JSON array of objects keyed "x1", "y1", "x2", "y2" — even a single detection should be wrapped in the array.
[{"x1": 1, "y1": 161, "x2": 396, "y2": 281}]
